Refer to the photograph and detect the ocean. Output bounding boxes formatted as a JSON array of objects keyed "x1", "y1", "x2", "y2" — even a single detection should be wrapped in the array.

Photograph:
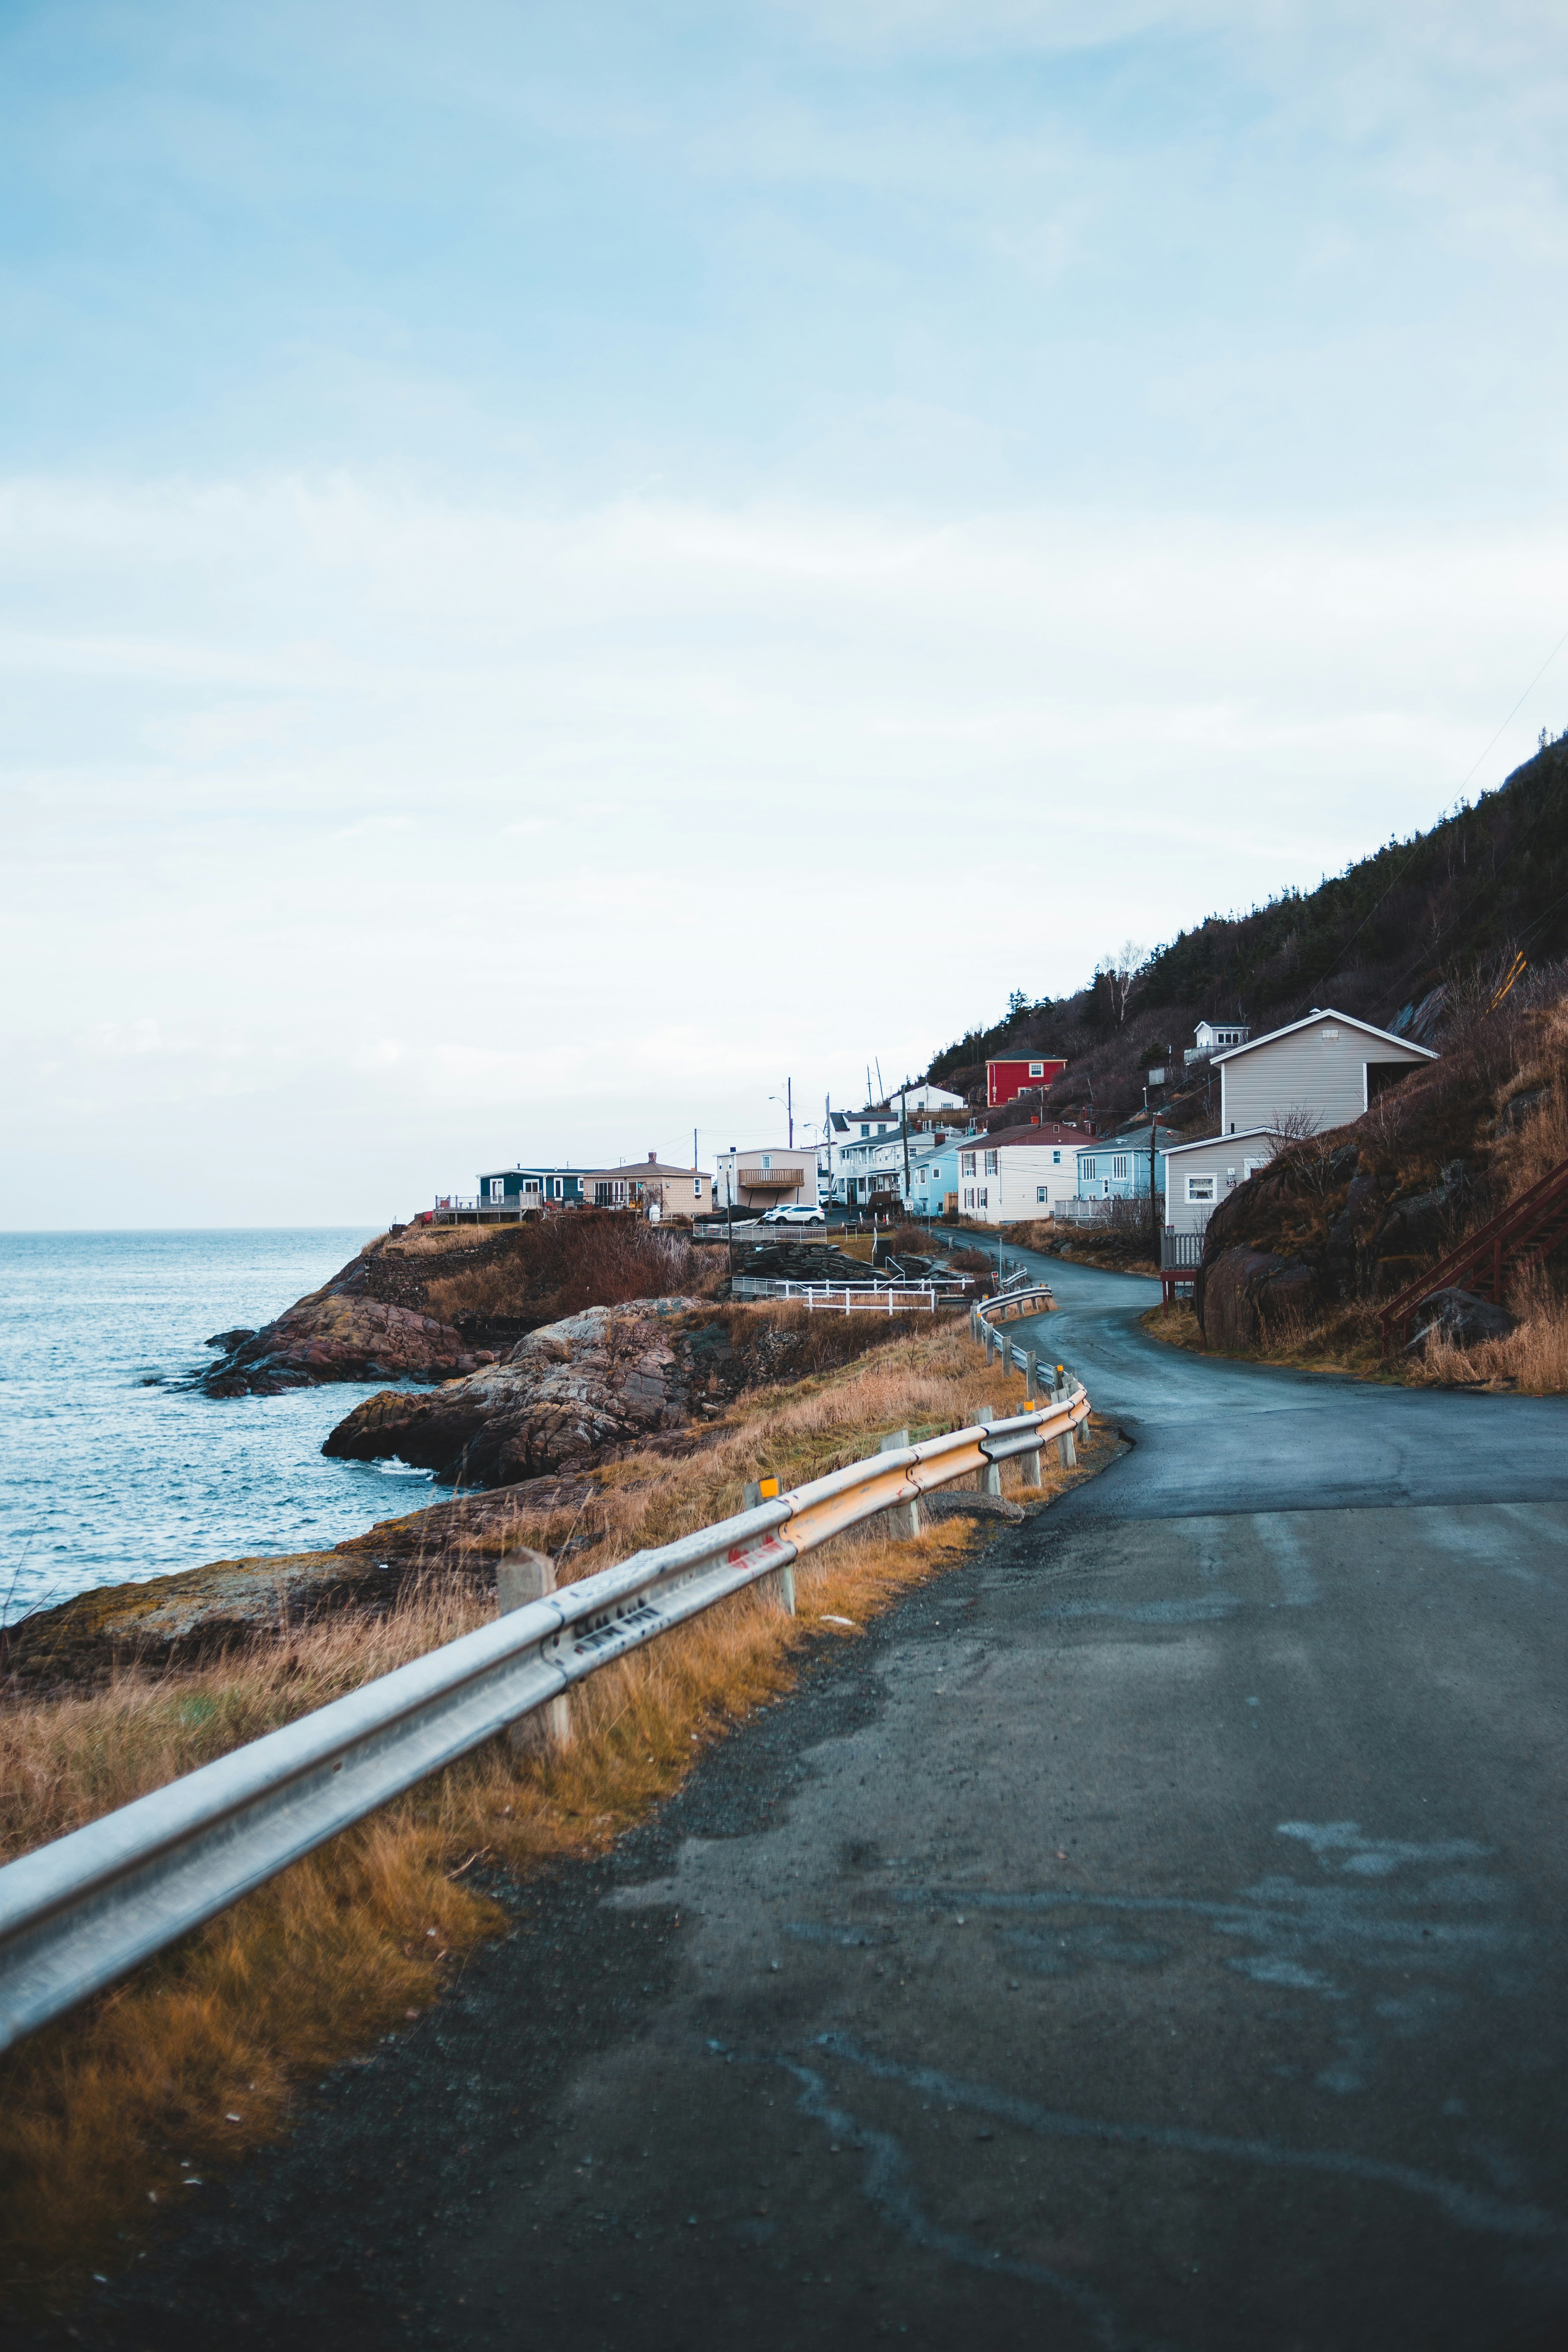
[{"x1": 0, "y1": 1230, "x2": 438, "y2": 1626}]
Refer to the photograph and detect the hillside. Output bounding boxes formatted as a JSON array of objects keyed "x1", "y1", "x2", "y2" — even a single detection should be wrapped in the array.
[{"x1": 928, "y1": 735, "x2": 1568, "y2": 1133}]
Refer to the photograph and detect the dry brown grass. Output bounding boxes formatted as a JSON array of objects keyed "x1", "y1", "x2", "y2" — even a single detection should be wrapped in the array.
[
  {"x1": 1409, "y1": 1269, "x2": 1568, "y2": 1393},
  {"x1": 0, "y1": 1318, "x2": 1106, "y2": 2313}
]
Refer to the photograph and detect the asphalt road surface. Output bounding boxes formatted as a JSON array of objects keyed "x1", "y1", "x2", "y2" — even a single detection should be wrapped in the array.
[{"x1": 60, "y1": 1258, "x2": 1568, "y2": 2352}]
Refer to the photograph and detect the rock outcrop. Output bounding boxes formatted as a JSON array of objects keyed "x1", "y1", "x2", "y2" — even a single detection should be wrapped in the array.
[
  {"x1": 1, "y1": 1476, "x2": 602, "y2": 1691},
  {"x1": 322, "y1": 1298, "x2": 706, "y2": 1484},
  {"x1": 1406, "y1": 1288, "x2": 1517, "y2": 1353},
  {"x1": 203, "y1": 1249, "x2": 495, "y2": 1395}
]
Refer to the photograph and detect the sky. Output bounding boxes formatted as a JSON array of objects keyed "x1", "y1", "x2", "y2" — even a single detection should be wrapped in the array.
[{"x1": 5, "y1": 0, "x2": 1568, "y2": 1228}]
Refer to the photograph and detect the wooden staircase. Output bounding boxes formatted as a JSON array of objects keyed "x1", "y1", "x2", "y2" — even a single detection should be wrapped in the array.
[{"x1": 1379, "y1": 1154, "x2": 1568, "y2": 1352}]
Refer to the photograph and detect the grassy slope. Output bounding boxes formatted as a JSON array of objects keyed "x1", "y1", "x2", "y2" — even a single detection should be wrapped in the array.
[{"x1": 0, "y1": 1314, "x2": 1112, "y2": 2315}]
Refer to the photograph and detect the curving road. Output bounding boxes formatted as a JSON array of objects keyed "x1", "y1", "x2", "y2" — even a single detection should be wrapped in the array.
[{"x1": 69, "y1": 1255, "x2": 1568, "y2": 2352}]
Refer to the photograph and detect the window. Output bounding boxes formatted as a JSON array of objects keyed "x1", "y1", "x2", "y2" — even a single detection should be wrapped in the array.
[
  {"x1": 984, "y1": 1150, "x2": 998, "y2": 1176},
  {"x1": 1052, "y1": 1150, "x2": 1061, "y2": 1165},
  {"x1": 1112, "y1": 1155, "x2": 1129, "y2": 1180},
  {"x1": 963, "y1": 1186, "x2": 974, "y2": 1208},
  {"x1": 961, "y1": 1152, "x2": 976, "y2": 1177},
  {"x1": 1243, "y1": 1156, "x2": 1266, "y2": 1179},
  {"x1": 692, "y1": 1177, "x2": 702, "y2": 1197},
  {"x1": 1029, "y1": 1061, "x2": 1044, "y2": 1077},
  {"x1": 978, "y1": 1187, "x2": 988, "y2": 1207},
  {"x1": 489, "y1": 1178, "x2": 505, "y2": 1201},
  {"x1": 522, "y1": 1179, "x2": 540, "y2": 1196},
  {"x1": 1036, "y1": 1185, "x2": 1047, "y2": 1203},
  {"x1": 553, "y1": 1178, "x2": 564, "y2": 1199},
  {"x1": 1082, "y1": 1158, "x2": 1096, "y2": 1179},
  {"x1": 861, "y1": 1124, "x2": 869, "y2": 1136},
  {"x1": 1320, "y1": 1026, "x2": 1339, "y2": 1040},
  {"x1": 762, "y1": 1154, "x2": 772, "y2": 1168},
  {"x1": 1186, "y1": 1174, "x2": 1216, "y2": 1204}
]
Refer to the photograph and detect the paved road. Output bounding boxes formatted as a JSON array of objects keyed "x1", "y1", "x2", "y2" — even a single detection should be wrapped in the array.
[{"x1": 69, "y1": 1259, "x2": 1568, "y2": 2352}]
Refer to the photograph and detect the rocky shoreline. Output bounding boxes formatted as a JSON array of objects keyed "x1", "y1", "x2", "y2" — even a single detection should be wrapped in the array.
[{"x1": 8, "y1": 1279, "x2": 938, "y2": 1693}]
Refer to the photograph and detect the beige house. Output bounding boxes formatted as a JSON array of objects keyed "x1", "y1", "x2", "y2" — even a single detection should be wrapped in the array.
[
  {"x1": 590, "y1": 1154, "x2": 714, "y2": 1219},
  {"x1": 1212, "y1": 1008, "x2": 1436, "y2": 1136},
  {"x1": 714, "y1": 1146, "x2": 816, "y2": 1213}
]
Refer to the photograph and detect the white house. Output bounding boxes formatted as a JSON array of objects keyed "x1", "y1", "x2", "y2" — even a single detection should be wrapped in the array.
[
  {"x1": 714, "y1": 1147, "x2": 815, "y2": 1213},
  {"x1": 1211, "y1": 1008, "x2": 1437, "y2": 1137},
  {"x1": 890, "y1": 1082, "x2": 967, "y2": 1114},
  {"x1": 1182, "y1": 1019, "x2": 1251, "y2": 1069},
  {"x1": 952, "y1": 1126, "x2": 1090, "y2": 1224},
  {"x1": 1163, "y1": 1129, "x2": 1279, "y2": 1237}
]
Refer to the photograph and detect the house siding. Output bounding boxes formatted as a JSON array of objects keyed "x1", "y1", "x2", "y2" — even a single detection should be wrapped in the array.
[
  {"x1": 1164, "y1": 1134, "x2": 1276, "y2": 1235},
  {"x1": 1219, "y1": 1024, "x2": 1430, "y2": 1136}
]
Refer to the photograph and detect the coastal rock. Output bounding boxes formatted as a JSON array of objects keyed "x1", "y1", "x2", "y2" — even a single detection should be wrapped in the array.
[
  {"x1": 202, "y1": 1249, "x2": 494, "y2": 1395},
  {"x1": 1406, "y1": 1287, "x2": 1517, "y2": 1354},
  {"x1": 1, "y1": 1476, "x2": 603, "y2": 1691},
  {"x1": 1197, "y1": 1246, "x2": 1320, "y2": 1351},
  {"x1": 322, "y1": 1297, "x2": 704, "y2": 1484}
]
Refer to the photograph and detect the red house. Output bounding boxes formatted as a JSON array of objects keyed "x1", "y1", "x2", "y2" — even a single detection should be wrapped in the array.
[{"x1": 986, "y1": 1055, "x2": 1066, "y2": 1110}]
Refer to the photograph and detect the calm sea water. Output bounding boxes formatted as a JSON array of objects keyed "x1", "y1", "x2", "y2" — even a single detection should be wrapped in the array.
[{"x1": 0, "y1": 1230, "x2": 437, "y2": 1625}]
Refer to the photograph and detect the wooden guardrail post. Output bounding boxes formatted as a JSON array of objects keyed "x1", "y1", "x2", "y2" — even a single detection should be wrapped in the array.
[
  {"x1": 1054, "y1": 1371, "x2": 1077, "y2": 1467},
  {"x1": 974, "y1": 1406, "x2": 1003, "y2": 1496},
  {"x1": 878, "y1": 1430, "x2": 920, "y2": 1536},
  {"x1": 746, "y1": 1479, "x2": 795, "y2": 1612},
  {"x1": 496, "y1": 1549, "x2": 573, "y2": 1755}
]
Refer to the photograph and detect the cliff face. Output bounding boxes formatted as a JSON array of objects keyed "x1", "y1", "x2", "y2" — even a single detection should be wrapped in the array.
[
  {"x1": 321, "y1": 1294, "x2": 933, "y2": 1487},
  {"x1": 323, "y1": 1297, "x2": 706, "y2": 1483},
  {"x1": 202, "y1": 1245, "x2": 493, "y2": 1395},
  {"x1": 201, "y1": 1212, "x2": 720, "y2": 1395}
]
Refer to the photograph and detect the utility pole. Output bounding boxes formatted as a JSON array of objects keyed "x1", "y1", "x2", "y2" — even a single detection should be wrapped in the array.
[
  {"x1": 901, "y1": 1074, "x2": 913, "y2": 1211},
  {"x1": 1150, "y1": 1118, "x2": 1158, "y2": 1245},
  {"x1": 787, "y1": 1075, "x2": 793, "y2": 1149},
  {"x1": 726, "y1": 1149, "x2": 734, "y2": 1281}
]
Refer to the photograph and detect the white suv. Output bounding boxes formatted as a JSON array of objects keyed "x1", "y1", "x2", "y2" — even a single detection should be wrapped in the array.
[{"x1": 760, "y1": 1203, "x2": 826, "y2": 1224}]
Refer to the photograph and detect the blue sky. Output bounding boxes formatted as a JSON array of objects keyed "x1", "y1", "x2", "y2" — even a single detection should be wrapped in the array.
[{"x1": 4, "y1": 1, "x2": 1568, "y2": 1224}]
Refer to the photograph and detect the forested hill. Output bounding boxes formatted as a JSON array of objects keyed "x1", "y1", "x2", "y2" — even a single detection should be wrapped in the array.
[{"x1": 928, "y1": 732, "x2": 1568, "y2": 1132}]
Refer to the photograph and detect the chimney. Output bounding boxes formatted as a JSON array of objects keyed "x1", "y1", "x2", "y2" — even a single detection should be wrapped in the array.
[{"x1": 648, "y1": 1151, "x2": 657, "y2": 1164}]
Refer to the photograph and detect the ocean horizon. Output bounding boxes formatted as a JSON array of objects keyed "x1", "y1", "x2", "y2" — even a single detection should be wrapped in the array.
[{"x1": 0, "y1": 1228, "x2": 435, "y2": 1626}]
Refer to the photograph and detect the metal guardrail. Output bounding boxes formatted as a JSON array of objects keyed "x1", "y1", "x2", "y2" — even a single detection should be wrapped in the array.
[{"x1": 0, "y1": 1387, "x2": 1089, "y2": 2053}]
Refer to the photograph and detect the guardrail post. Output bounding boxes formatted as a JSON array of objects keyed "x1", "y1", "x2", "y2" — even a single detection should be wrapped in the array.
[
  {"x1": 747, "y1": 1480, "x2": 795, "y2": 1612},
  {"x1": 496, "y1": 1549, "x2": 572, "y2": 1755},
  {"x1": 878, "y1": 1430, "x2": 920, "y2": 1537},
  {"x1": 1054, "y1": 1378, "x2": 1077, "y2": 1470},
  {"x1": 1024, "y1": 1347, "x2": 1038, "y2": 1404},
  {"x1": 975, "y1": 1406, "x2": 1003, "y2": 1497}
]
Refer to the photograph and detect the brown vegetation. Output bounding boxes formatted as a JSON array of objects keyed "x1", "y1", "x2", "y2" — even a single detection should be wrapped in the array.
[
  {"x1": 0, "y1": 1319, "x2": 1113, "y2": 2312},
  {"x1": 414, "y1": 1212, "x2": 723, "y2": 1330}
]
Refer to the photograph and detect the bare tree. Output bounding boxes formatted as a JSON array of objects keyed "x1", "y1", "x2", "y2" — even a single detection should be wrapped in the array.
[{"x1": 1102, "y1": 940, "x2": 1147, "y2": 1026}]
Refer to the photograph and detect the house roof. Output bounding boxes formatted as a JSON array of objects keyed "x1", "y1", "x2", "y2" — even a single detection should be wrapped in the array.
[
  {"x1": 594, "y1": 1160, "x2": 711, "y2": 1181},
  {"x1": 1161, "y1": 1127, "x2": 1277, "y2": 1160},
  {"x1": 477, "y1": 1164, "x2": 582, "y2": 1182},
  {"x1": 959, "y1": 1121, "x2": 1095, "y2": 1151},
  {"x1": 1210, "y1": 1007, "x2": 1439, "y2": 1066}
]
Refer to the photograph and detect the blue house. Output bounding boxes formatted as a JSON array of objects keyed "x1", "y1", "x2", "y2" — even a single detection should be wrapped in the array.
[
  {"x1": 1075, "y1": 1127, "x2": 1178, "y2": 1202},
  {"x1": 475, "y1": 1164, "x2": 589, "y2": 1209},
  {"x1": 906, "y1": 1137, "x2": 968, "y2": 1216}
]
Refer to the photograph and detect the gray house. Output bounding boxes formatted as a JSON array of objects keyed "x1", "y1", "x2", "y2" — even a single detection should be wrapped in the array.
[{"x1": 1210, "y1": 1008, "x2": 1436, "y2": 1137}]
